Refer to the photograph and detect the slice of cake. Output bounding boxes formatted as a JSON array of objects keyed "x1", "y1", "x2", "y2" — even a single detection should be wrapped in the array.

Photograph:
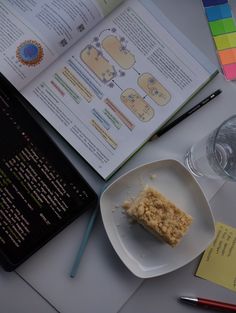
[{"x1": 122, "y1": 185, "x2": 193, "y2": 247}]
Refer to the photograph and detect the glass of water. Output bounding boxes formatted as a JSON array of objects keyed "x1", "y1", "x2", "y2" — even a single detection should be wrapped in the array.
[{"x1": 184, "y1": 115, "x2": 236, "y2": 181}]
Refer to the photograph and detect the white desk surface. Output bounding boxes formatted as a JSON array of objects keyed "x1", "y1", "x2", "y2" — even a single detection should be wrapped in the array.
[{"x1": 1, "y1": 1, "x2": 236, "y2": 312}]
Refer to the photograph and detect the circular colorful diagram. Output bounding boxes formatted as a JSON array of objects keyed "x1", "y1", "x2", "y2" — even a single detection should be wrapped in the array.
[{"x1": 16, "y1": 40, "x2": 44, "y2": 66}]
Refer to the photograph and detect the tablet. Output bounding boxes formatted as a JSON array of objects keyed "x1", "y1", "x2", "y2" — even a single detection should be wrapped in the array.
[{"x1": 0, "y1": 74, "x2": 98, "y2": 271}]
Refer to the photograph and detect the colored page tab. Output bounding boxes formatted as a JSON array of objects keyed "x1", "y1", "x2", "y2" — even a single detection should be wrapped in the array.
[
  {"x1": 218, "y1": 48, "x2": 236, "y2": 64},
  {"x1": 209, "y1": 18, "x2": 236, "y2": 36},
  {"x1": 214, "y1": 32, "x2": 236, "y2": 49},
  {"x1": 196, "y1": 222, "x2": 236, "y2": 292},
  {"x1": 202, "y1": 0, "x2": 228, "y2": 6},
  {"x1": 223, "y1": 63, "x2": 236, "y2": 80},
  {"x1": 205, "y1": 4, "x2": 232, "y2": 22}
]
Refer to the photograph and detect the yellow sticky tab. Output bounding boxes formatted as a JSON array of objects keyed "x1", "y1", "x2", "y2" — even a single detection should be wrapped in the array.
[
  {"x1": 196, "y1": 222, "x2": 236, "y2": 292},
  {"x1": 214, "y1": 33, "x2": 236, "y2": 50}
]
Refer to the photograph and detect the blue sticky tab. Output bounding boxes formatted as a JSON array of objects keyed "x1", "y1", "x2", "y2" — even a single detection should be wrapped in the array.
[
  {"x1": 205, "y1": 3, "x2": 232, "y2": 21},
  {"x1": 202, "y1": 0, "x2": 228, "y2": 7}
]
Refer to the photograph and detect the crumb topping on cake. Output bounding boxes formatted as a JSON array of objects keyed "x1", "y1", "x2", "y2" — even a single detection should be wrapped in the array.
[{"x1": 122, "y1": 185, "x2": 193, "y2": 247}]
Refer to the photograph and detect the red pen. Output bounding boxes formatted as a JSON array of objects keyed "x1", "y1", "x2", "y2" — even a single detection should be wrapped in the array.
[{"x1": 180, "y1": 296, "x2": 236, "y2": 312}]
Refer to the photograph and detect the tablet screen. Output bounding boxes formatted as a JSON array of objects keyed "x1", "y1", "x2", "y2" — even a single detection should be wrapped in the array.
[{"x1": 0, "y1": 74, "x2": 98, "y2": 271}]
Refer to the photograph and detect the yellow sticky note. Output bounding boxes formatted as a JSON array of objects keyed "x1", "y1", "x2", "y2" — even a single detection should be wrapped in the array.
[{"x1": 196, "y1": 222, "x2": 236, "y2": 292}]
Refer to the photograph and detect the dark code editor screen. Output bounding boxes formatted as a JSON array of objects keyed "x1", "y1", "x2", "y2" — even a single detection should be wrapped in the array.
[{"x1": 0, "y1": 74, "x2": 97, "y2": 270}]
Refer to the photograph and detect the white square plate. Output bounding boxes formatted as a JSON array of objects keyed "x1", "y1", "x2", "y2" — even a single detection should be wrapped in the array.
[{"x1": 100, "y1": 159, "x2": 215, "y2": 278}]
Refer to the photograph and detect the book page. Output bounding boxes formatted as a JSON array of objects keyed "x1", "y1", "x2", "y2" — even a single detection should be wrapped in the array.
[
  {"x1": 22, "y1": 0, "x2": 215, "y2": 180},
  {"x1": 0, "y1": 0, "x2": 124, "y2": 90}
]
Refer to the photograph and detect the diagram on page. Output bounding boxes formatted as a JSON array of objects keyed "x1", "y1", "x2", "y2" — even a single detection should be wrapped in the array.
[
  {"x1": 16, "y1": 40, "x2": 44, "y2": 67},
  {"x1": 120, "y1": 88, "x2": 154, "y2": 122},
  {"x1": 137, "y1": 73, "x2": 171, "y2": 106},
  {"x1": 102, "y1": 35, "x2": 135, "y2": 69},
  {"x1": 80, "y1": 27, "x2": 171, "y2": 112}
]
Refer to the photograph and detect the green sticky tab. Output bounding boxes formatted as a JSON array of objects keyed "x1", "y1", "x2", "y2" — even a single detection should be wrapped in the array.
[
  {"x1": 209, "y1": 18, "x2": 236, "y2": 36},
  {"x1": 214, "y1": 32, "x2": 236, "y2": 50}
]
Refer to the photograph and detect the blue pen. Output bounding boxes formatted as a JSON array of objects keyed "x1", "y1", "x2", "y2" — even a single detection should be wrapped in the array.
[
  {"x1": 69, "y1": 203, "x2": 100, "y2": 278},
  {"x1": 69, "y1": 185, "x2": 107, "y2": 278}
]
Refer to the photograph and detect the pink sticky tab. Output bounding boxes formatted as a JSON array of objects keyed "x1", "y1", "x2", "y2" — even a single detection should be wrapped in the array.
[{"x1": 222, "y1": 63, "x2": 236, "y2": 80}]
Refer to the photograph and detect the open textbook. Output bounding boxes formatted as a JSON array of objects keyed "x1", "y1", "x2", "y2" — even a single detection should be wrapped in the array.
[{"x1": 0, "y1": 0, "x2": 218, "y2": 180}]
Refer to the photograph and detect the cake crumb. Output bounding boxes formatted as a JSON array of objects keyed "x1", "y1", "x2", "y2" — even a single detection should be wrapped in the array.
[{"x1": 149, "y1": 174, "x2": 157, "y2": 180}]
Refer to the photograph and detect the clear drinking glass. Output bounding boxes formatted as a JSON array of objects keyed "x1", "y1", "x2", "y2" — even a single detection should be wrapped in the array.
[{"x1": 184, "y1": 115, "x2": 236, "y2": 181}]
